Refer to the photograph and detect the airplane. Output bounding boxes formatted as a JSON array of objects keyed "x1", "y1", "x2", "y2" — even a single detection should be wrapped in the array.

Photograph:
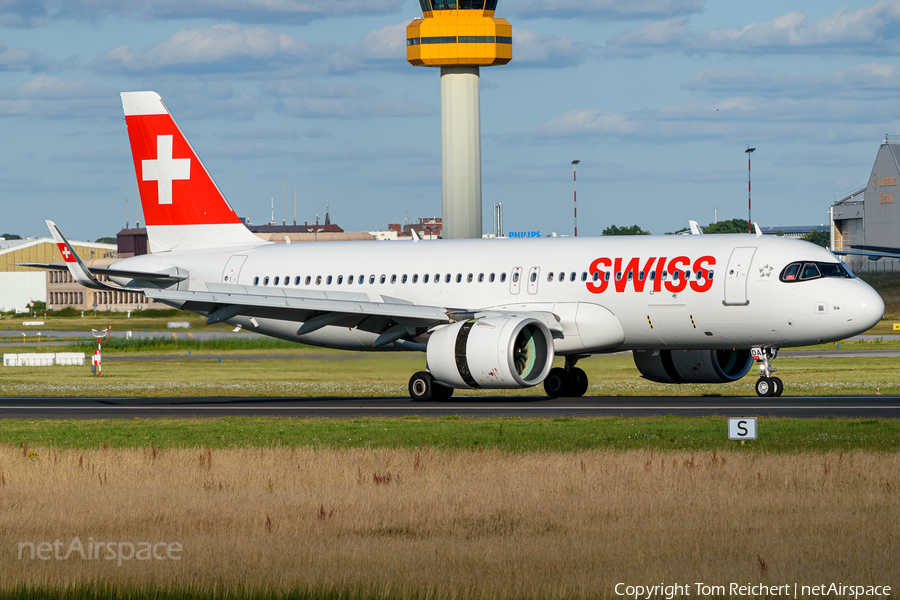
[
  {"x1": 23, "y1": 91, "x2": 885, "y2": 400},
  {"x1": 835, "y1": 245, "x2": 900, "y2": 261}
]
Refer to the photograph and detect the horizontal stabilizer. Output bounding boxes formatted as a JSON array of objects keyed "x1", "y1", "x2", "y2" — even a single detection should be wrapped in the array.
[{"x1": 17, "y1": 262, "x2": 188, "y2": 283}]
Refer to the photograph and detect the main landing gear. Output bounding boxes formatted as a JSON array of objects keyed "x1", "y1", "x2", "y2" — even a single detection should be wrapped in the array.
[
  {"x1": 409, "y1": 371, "x2": 454, "y2": 402},
  {"x1": 752, "y1": 347, "x2": 783, "y2": 397},
  {"x1": 544, "y1": 355, "x2": 590, "y2": 398}
]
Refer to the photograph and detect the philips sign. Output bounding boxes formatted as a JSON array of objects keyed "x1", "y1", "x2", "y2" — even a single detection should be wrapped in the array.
[{"x1": 508, "y1": 231, "x2": 541, "y2": 238}]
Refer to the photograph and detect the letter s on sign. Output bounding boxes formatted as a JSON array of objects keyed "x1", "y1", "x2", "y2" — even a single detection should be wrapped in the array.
[
  {"x1": 690, "y1": 255, "x2": 716, "y2": 292},
  {"x1": 586, "y1": 257, "x2": 611, "y2": 294}
]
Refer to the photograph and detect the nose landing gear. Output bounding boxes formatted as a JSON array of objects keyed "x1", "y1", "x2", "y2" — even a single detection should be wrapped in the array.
[{"x1": 752, "y1": 347, "x2": 783, "y2": 397}]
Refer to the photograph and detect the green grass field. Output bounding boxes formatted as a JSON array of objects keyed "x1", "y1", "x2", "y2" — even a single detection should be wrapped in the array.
[
  {"x1": 1, "y1": 352, "x2": 899, "y2": 397},
  {"x1": 2, "y1": 415, "x2": 899, "y2": 453}
]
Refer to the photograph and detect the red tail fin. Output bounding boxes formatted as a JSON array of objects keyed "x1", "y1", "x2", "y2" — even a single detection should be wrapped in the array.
[{"x1": 121, "y1": 92, "x2": 264, "y2": 252}]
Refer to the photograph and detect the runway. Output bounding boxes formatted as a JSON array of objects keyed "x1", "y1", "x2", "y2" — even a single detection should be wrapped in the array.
[{"x1": 1, "y1": 396, "x2": 899, "y2": 419}]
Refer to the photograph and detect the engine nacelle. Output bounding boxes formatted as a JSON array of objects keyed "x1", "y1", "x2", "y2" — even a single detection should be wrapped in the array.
[
  {"x1": 427, "y1": 316, "x2": 554, "y2": 389},
  {"x1": 633, "y1": 349, "x2": 753, "y2": 384}
]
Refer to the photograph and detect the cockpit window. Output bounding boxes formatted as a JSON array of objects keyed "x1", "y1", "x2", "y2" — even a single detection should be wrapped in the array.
[{"x1": 780, "y1": 261, "x2": 851, "y2": 282}]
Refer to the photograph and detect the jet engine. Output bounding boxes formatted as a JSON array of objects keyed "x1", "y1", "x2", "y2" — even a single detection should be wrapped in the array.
[
  {"x1": 427, "y1": 316, "x2": 554, "y2": 389},
  {"x1": 633, "y1": 349, "x2": 752, "y2": 384}
]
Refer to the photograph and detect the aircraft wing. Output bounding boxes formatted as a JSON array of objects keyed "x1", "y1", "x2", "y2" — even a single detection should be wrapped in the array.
[
  {"x1": 835, "y1": 245, "x2": 900, "y2": 260},
  {"x1": 144, "y1": 284, "x2": 452, "y2": 348}
]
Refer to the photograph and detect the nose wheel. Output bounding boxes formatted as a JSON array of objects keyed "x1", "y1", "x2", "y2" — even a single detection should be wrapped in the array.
[{"x1": 752, "y1": 347, "x2": 783, "y2": 397}]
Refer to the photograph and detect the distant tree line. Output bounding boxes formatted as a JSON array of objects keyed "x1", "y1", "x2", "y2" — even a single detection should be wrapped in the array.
[{"x1": 602, "y1": 225, "x2": 650, "y2": 236}]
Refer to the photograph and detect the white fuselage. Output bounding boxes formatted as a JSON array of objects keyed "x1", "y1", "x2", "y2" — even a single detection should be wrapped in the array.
[{"x1": 114, "y1": 234, "x2": 884, "y2": 353}]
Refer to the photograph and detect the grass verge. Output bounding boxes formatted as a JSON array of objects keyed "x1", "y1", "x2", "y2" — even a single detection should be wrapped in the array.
[
  {"x1": 2, "y1": 416, "x2": 899, "y2": 453},
  {"x1": 1, "y1": 354, "x2": 899, "y2": 397},
  {"x1": 1, "y1": 446, "x2": 898, "y2": 597}
]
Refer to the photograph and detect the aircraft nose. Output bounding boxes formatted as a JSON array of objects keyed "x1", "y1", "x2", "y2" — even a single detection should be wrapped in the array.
[{"x1": 849, "y1": 281, "x2": 884, "y2": 332}]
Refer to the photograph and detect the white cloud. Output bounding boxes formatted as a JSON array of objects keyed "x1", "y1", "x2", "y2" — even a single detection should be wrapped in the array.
[
  {"x1": 278, "y1": 96, "x2": 435, "y2": 119},
  {"x1": 507, "y1": 0, "x2": 703, "y2": 21},
  {"x1": 684, "y1": 63, "x2": 900, "y2": 99},
  {"x1": 524, "y1": 96, "x2": 900, "y2": 144},
  {"x1": 4, "y1": 0, "x2": 406, "y2": 27},
  {"x1": 0, "y1": 75, "x2": 117, "y2": 117},
  {"x1": 0, "y1": 41, "x2": 54, "y2": 71},
  {"x1": 509, "y1": 28, "x2": 594, "y2": 68},
  {"x1": 93, "y1": 25, "x2": 336, "y2": 74},
  {"x1": 606, "y1": 0, "x2": 900, "y2": 57}
]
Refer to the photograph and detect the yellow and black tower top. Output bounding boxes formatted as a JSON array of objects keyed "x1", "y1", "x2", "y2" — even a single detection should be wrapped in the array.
[{"x1": 406, "y1": 0, "x2": 512, "y2": 67}]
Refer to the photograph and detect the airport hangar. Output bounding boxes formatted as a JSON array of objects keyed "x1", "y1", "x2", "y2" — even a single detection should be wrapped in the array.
[{"x1": 831, "y1": 135, "x2": 900, "y2": 273}]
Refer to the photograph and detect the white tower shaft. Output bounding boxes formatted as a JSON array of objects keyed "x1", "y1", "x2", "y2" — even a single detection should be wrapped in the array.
[{"x1": 441, "y1": 66, "x2": 482, "y2": 240}]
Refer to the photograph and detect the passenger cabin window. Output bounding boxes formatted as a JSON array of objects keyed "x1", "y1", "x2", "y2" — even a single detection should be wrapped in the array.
[
  {"x1": 445, "y1": 274, "x2": 451, "y2": 283},
  {"x1": 501, "y1": 273, "x2": 507, "y2": 283},
  {"x1": 358, "y1": 275, "x2": 364, "y2": 284},
  {"x1": 547, "y1": 272, "x2": 554, "y2": 282},
  {"x1": 402, "y1": 274, "x2": 408, "y2": 284},
  {"x1": 413, "y1": 274, "x2": 418, "y2": 283},
  {"x1": 490, "y1": 273, "x2": 496, "y2": 282},
  {"x1": 316, "y1": 276, "x2": 322, "y2": 285},
  {"x1": 592, "y1": 272, "x2": 600, "y2": 281},
  {"x1": 295, "y1": 276, "x2": 301, "y2": 285},
  {"x1": 337, "y1": 275, "x2": 343, "y2": 285},
  {"x1": 478, "y1": 273, "x2": 484, "y2": 282},
  {"x1": 559, "y1": 272, "x2": 565, "y2": 282},
  {"x1": 274, "y1": 276, "x2": 280, "y2": 286},
  {"x1": 512, "y1": 272, "x2": 519, "y2": 283},
  {"x1": 284, "y1": 276, "x2": 289, "y2": 285},
  {"x1": 305, "y1": 276, "x2": 311, "y2": 285},
  {"x1": 326, "y1": 276, "x2": 333, "y2": 285},
  {"x1": 380, "y1": 275, "x2": 386, "y2": 284},
  {"x1": 467, "y1": 273, "x2": 474, "y2": 283},
  {"x1": 390, "y1": 274, "x2": 397, "y2": 284},
  {"x1": 369, "y1": 275, "x2": 375, "y2": 284},
  {"x1": 569, "y1": 273, "x2": 576, "y2": 282},
  {"x1": 530, "y1": 272, "x2": 537, "y2": 282},
  {"x1": 456, "y1": 273, "x2": 463, "y2": 283},
  {"x1": 264, "y1": 276, "x2": 270, "y2": 286},
  {"x1": 253, "y1": 276, "x2": 260, "y2": 286},
  {"x1": 424, "y1": 274, "x2": 430, "y2": 283},
  {"x1": 581, "y1": 272, "x2": 588, "y2": 281},
  {"x1": 347, "y1": 275, "x2": 353, "y2": 285}
]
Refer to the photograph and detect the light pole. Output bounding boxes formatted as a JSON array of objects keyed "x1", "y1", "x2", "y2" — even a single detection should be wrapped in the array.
[
  {"x1": 745, "y1": 147, "x2": 755, "y2": 233},
  {"x1": 571, "y1": 159, "x2": 580, "y2": 237}
]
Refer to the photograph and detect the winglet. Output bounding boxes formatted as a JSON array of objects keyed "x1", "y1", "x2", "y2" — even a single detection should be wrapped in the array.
[
  {"x1": 754, "y1": 222, "x2": 763, "y2": 237},
  {"x1": 45, "y1": 220, "x2": 107, "y2": 290},
  {"x1": 688, "y1": 220, "x2": 704, "y2": 235}
]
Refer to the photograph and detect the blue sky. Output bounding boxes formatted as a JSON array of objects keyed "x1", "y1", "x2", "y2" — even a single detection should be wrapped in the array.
[{"x1": 1, "y1": 0, "x2": 899, "y2": 240}]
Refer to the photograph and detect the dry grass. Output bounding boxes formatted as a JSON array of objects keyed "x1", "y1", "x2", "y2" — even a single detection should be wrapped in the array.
[{"x1": 1, "y1": 446, "x2": 898, "y2": 598}]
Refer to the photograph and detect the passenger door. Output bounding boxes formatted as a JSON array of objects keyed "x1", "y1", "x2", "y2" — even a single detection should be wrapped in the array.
[
  {"x1": 723, "y1": 247, "x2": 756, "y2": 306},
  {"x1": 222, "y1": 255, "x2": 247, "y2": 284}
]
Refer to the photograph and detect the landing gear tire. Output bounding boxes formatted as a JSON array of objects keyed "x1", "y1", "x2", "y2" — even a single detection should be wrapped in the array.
[
  {"x1": 755, "y1": 377, "x2": 775, "y2": 397},
  {"x1": 409, "y1": 371, "x2": 454, "y2": 402},
  {"x1": 432, "y1": 381, "x2": 454, "y2": 401},
  {"x1": 544, "y1": 367, "x2": 573, "y2": 398},
  {"x1": 771, "y1": 377, "x2": 783, "y2": 397},
  {"x1": 570, "y1": 367, "x2": 589, "y2": 398},
  {"x1": 409, "y1": 371, "x2": 436, "y2": 402}
]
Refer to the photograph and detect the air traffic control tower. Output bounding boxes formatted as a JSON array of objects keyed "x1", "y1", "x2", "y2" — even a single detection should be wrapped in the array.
[{"x1": 407, "y1": 0, "x2": 512, "y2": 239}]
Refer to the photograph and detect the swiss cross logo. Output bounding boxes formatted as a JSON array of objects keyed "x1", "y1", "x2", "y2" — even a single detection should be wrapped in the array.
[
  {"x1": 142, "y1": 135, "x2": 190, "y2": 205},
  {"x1": 57, "y1": 243, "x2": 76, "y2": 263}
]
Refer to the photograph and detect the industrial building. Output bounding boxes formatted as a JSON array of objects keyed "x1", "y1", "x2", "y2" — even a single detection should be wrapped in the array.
[
  {"x1": 831, "y1": 135, "x2": 900, "y2": 272},
  {"x1": 0, "y1": 237, "x2": 126, "y2": 312}
]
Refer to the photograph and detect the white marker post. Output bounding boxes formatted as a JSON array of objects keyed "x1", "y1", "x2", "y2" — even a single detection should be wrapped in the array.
[
  {"x1": 91, "y1": 327, "x2": 111, "y2": 377},
  {"x1": 728, "y1": 417, "x2": 758, "y2": 441}
]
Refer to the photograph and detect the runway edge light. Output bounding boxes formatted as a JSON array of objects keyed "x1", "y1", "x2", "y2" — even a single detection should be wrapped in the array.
[{"x1": 728, "y1": 417, "x2": 758, "y2": 441}]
